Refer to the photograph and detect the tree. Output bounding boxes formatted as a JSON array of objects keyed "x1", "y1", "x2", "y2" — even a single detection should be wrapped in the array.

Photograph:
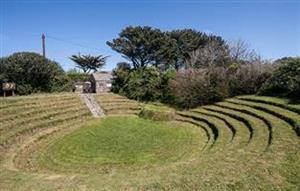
[
  {"x1": 168, "y1": 29, "x2": 207, "y2": 70},
  {"x1": 0, "y1": 52, "x2": 66, "y2": 95},
  {"x1": 258, "y1": 57, "x2": 300, "y2": 99},
  {"x1": 107, "y1": 26, "x2": 176, "y2": 70},
  {"x1": 168, "y1": 29, "x2": 230, "y2": 70},
  {"x1": 185, "y1": 36, "x2": 230, "y2": 68},
  {"x1": 115, "y1": 62, "x2": 131, "y2": 71},
  {"x1": 228, "y1": 39, "x2": 260, "y2": 64},
  {"x1": 70, "y1": 53, "x2": 108, "y2": 73}
]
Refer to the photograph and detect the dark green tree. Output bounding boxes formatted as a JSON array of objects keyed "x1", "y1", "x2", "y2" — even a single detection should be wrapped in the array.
[
  {"x1": 0, "y1": 52, "x2": 66, "y2": 95},
  {"x1": 259, "y1": 57, "x2": 300, "y2": 99},
  {"x1": 107, "y1": 26, "x2": 176, "y2": 70},
  {"x1": 168, "y1": 29, "x2": 230, "y2": 69},
  {"x1": 70, "y1": 53, "x2": 108, "y2": 73}
]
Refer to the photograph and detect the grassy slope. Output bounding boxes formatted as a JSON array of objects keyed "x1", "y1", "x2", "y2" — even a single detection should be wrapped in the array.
[{"x1": 0, "y1": 93, "x2": 299, "y2": 190}]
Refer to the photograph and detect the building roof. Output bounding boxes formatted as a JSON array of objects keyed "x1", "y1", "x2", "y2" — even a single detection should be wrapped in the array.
[{"x1": 91, "y1": 72, "x2": 113, "y2": 81}]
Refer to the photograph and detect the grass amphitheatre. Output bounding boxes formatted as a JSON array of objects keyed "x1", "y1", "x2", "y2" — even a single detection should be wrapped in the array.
[
  {"x1": 0, "y1": 93, "x2": 299, "y2": 190},
  {"x1": 1, "y1": 2, "x2": 300, "y2": 190}
]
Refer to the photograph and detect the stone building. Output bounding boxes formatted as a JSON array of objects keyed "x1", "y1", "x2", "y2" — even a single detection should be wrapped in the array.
[{"x1": 90, "y1": 72, "x2": 113, "y2": 93}]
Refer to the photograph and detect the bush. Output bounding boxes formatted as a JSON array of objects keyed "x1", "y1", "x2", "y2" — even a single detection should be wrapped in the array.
[
  {"x1": 50, "y1": 75, "x2": 73, "y2": 92},
  {"x1": 66, "y1": 69, "x2": 90, "y2": 82},
  {"x1": 258, "y1": 57, "x2": 300, "y2": 99},
  {"x1": 111, "y1": 63, "x2": 131, "y2": 93},
  {"x1": 168, "y1": 68, "x2": 228, "y2": 108},
  {"x1": 112, "y1": 67, "x2": 174, "y2": 102},
  {"x1": 228, "y1": 63, "x2": 275, "y2": 96},
  {"x1": 122, "y1": 67, "x2": 163, "y2": 101},
  {"x1": 16, "y1": 84, "x2": 34, "y2": 95},
  {"x1": 0, "y1": 52, "x2": 66, "y2": 95}
]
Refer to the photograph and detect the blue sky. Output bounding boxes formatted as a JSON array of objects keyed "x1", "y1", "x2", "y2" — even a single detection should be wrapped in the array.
[{"x1": 1, "y1": 0, "x2": 299, "y2": 71}]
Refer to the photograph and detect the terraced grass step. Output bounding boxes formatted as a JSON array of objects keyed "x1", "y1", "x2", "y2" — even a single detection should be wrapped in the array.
[
  {"x1": 100, "y1": 100, "x2": 142, "y2": 106},
  {"x1": 0, "y1": 99, "x2": 80, "y2": 121},
  {"x1": 0, "y1": 96, "x2": 77, "y2": 113},
  {"x1": 0, "y1": 95, "x2": 75, "y2": 110},
  {"x1": 14, "y1": 117, "x2": 94, "y2": 172},
  {"x1": 215, "y1": 102, "x2": 273, "y2": 148},
  {"x1": 0, "y1": 109, "x2": 91, "y2": 147},
  {"x1": 202, "y1": 106, "x2": 253, "y2": 143},
  {"x1": 227, "y1": 99, "x2": 300, "y2": 136},
  {"x1": 102, "y1": 104, "x2": 142, "y2": 111},
  {"x1": 237, "y1": 96, "x2": 300, "y2": 114},
  {"x1": 0, "y1": 104, "x2": 87, "y2": 131},
  {"x1": 177, "y1": 111, "x2": 234, "y2": 148},
  {"x1": 205, "y1": 104, "x2": 270, "y2": 151},
  {"x1": 192, "y1": 108, "x2": 250, "y2": 147},
  {"x1": 105, "y1": 109, "x2": 141, "y2": 115},
  {"x1": 174, "y1": 115, "x2": 211, "y2": 148},
  {"x1": 191, "y1": 109, "x2": 236, "y2": 141}
]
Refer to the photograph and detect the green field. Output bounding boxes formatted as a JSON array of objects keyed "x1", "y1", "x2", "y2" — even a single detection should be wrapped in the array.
[{"x1": 0, "y1": 93, "x2": 299, "y2": 190}]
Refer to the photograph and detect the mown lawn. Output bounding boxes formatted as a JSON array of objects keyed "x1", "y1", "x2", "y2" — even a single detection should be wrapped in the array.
[{"x1": 38, "y1": 116, "x2": 204, "y2": 173}]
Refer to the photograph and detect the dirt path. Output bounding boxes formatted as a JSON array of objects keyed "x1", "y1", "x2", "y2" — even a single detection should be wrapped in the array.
[{"x1": 80, "y1": 94, "x2": 105, "y2": 118}]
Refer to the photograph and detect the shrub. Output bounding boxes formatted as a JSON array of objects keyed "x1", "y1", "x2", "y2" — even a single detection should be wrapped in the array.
[
  {"x1": 168, "y1": 68, "x2": 228, "y2": 108},
  {"x1": 258, "y1": 57, "x2": 300, "y2": 99},
  {"x1": 50, "y1": 75, "x2": 73, "y2": 92},
  {"x1": 111, "y1": 62, "x2": 131, "y2": 93},
  {"x1": 122, "y1": 67, "x2": 163, "y2": 101},
  {"x1": 228, "y1": 63, "x2": 275, "y2": 96},
  {"x1": 0, "y1": 52, "x2": 65, "y2": 95},
  {"x1": 66, "y1": 69, "x2": 90, "y2": 82},
  {"x1": 16, "y1": 84, "x2": 34, "y2": 95},
  {"x1": 112, "y1": 67, "x2": 174, "y2": 102}
]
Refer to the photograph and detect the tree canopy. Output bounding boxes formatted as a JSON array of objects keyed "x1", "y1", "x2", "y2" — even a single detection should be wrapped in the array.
[
  {"x1": 107, "y1": 26, "x2": 230, "y2": 70},
  {"x1": 0, "y1": 52, "x2": 66, "y2": 94},
  {"x1": 70, "y1": 54, "x2": 108, "y2": 73},
  {"x1": 107, "y1": 26, "x2": 176, "y2": 70}
]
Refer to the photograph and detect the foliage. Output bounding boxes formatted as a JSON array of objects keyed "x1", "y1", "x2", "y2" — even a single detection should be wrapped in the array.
[
  {"x1": 228, "y1": 63, "x2": 275, "y2": 96},
  {"x1": 112, "y1": 66, "x2": 175, "y2": 102},
  {"x1": 107, "y1": 26, "x2": 229, "y2": 70},
  {"x1": 111, "y1": 62, "x2": 131, "y2": 93},
  {"x1": 0, "y1": 52, "x2": 65, "y2": 95},
  {"x1": 169, "y1": 30, "x2": 230, "y2": 69},
  {"x1": 70, "y1": 53, "x2": 108, "y2": 73},
  {"x1": 107, "y1": 26, "x2": 176, "y2": 70},
  {"x1": 258, "y1": 57, "x2": 300, "y2": 99},
  {"x1": 228, "y1": 39, "x2": 261, "y2": 64},
  {"x1": 168, "y1": 68, "x2": 228, "y2": 108},
  {"x1": 66, "y1": 69, "x2": 90, "y2": 82},
  {"x1": 49, "y1": 75, "x2": 73, "y2": 92},
  {"x1": 185, "y1": 37, "x2": 230, "y2": 69},
  {"x1": 121, "y1": 67, "x2": 163, "y2": 101}
]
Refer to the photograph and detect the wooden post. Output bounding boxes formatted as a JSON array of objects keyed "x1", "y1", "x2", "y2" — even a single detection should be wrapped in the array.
[{"x1": 42, "y1": 34, "x2": 46, "y2": 57}]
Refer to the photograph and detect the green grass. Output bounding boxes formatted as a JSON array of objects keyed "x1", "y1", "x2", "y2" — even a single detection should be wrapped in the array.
[
  {"x1": 94, "y1": 93, "x2": 143, "y2": 116},
  {"x1": 0, "y1": 93, "x2": 299, "y2": 190},
  {"x1": 37, "y1": 116, "x2": 203, "y2": 173}
]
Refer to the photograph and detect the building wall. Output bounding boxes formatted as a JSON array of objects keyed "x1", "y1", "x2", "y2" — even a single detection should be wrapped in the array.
[{"x1": 95, "y1": 80, "x2": 112, "y2": 93}]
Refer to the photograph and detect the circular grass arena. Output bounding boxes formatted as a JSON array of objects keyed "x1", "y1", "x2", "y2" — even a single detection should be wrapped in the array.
[{"x1": 36, "y1": 116, "x2": 204, "y2": 173}]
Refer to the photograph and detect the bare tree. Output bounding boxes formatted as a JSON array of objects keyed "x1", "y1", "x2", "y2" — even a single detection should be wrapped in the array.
[
  {"x1": 185, "y1": 40, "x2": 230, "y2": 69},
  {"x1": 228, "y1": 39, "x2": 260, "y2": 63}
]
